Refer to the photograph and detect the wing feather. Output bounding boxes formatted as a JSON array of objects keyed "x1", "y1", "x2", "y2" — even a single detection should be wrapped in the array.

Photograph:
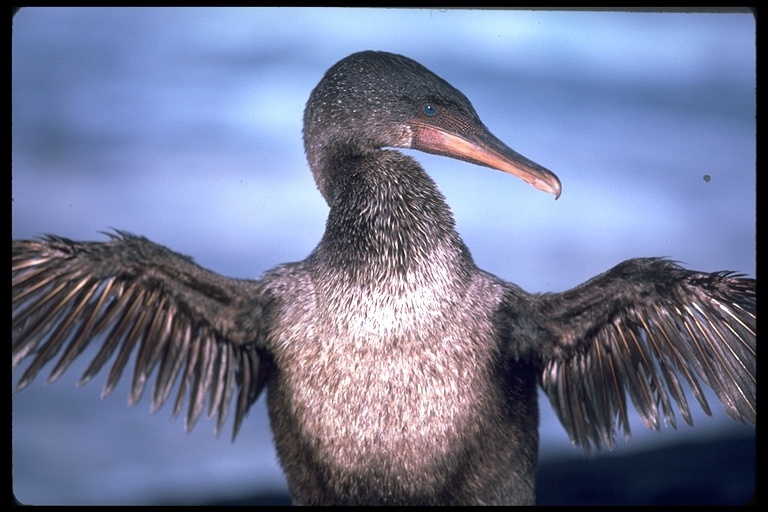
[
  {"x1": 12, "y1": 232, "x2": 272, "y2": 439},
  {"x1": 501, "y1": 257, "x2": 755, "y2": 452}
]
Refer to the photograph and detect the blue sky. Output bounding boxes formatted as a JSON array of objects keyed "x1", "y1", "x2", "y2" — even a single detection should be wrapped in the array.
[{"x1": 12, "y1": 8, "x2": 755, "y2": 505}]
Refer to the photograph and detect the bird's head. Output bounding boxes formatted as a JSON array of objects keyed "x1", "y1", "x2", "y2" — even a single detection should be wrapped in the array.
[{"x1": 303, "y1": 50, "x2": 561, "y2": 202}]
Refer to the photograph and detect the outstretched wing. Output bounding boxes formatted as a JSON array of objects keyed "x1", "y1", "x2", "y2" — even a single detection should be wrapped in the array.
[
  {"x1": 500, "y1": 257, "x2": 755, "y2": 452},
  {"x1": 12, "y1": 231, "x2": 272, "y2": 439}
]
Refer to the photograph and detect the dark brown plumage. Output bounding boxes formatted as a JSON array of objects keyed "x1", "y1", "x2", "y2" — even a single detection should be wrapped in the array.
[{"x1": 12, "y1": 50, "x2": 755, "y2": 505}]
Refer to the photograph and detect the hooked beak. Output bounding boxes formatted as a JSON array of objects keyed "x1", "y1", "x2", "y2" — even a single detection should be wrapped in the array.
[{"x1": 408, "y1": 121, "x2": 562, "y2": 199}]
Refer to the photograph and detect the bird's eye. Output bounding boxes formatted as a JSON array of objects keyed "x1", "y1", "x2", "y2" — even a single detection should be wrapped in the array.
[{"x1": 423, "y1": 104, "x2": 437, "y2": 117}]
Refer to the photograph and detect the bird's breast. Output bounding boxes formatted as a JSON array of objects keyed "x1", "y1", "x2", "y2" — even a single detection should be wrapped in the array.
[{"x1": 264, "y1": 262, "x2": 508, "y2": 475}]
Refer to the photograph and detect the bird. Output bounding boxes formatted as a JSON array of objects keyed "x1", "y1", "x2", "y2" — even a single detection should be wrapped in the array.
[{"x1": 12, "y1": 50, "x2": 755, "y2": 505}]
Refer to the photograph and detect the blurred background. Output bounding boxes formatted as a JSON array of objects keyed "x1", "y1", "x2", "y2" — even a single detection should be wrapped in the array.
[{"x1": 12, "y1": 8, "x2": 755, "y2": 505}]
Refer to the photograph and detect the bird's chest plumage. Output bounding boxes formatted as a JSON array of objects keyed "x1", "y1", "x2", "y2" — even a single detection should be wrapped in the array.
[{"x1": 263, "y1": 258, "x2": 511, "y2": 502}]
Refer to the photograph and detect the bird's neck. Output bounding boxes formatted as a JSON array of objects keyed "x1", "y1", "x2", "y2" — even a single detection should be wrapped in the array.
[{"x1": 313, "y1": 150, "x2": 474, "y2": 288}]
